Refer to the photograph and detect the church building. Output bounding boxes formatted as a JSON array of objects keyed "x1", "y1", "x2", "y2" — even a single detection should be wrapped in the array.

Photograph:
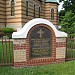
[
  {"x1": 0, "y1": 0, "x2": 68, "y2": 67},
  {"x1": 0, "y1": 0, "x2": 59, "y2": 29}
]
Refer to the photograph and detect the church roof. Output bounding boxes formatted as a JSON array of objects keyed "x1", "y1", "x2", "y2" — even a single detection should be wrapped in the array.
[{"x1": 45, "y1": 0, "x2": 59, "y2": 4}]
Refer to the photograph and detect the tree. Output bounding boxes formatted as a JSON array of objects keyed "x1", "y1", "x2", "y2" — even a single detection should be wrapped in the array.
[
  {"x1": 59, "y1": 11, "x2": 75, "y2": 35},
  {"x1": 59, "y1": 0, "x2": 75, "y2": 14},
  {"x1": 59, "y1": 0, "x2": 75, "y2": 36},
  {"x1": 59, "y1": 10, "x2": 65, "y2": 22}
]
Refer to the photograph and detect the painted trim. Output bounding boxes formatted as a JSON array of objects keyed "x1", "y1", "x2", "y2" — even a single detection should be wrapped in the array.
[{"x1": 12, "y1": 18, "x2": 67, "y2": 38}]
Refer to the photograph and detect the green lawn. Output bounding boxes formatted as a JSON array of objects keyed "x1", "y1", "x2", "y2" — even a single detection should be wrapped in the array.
[
  {"x1": 0, "y1": 61, "x2": 75, "y2": 75},
  {"x1": 0, "y1": 41, "x2": 13, "y2": 64},
  {"x1": 66, "y1": 49, "x2": 75, "y2": 58},
  {"x1": 0, "y1": 39, "x2": 75, "y2": 75}
]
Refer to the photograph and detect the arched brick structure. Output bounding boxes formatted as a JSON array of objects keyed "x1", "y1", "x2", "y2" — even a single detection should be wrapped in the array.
[
  {"x1": 12, "y1": 18, "x2": 67, "y2": 67},
  {"x1": 24, "y1": 24, "x2": 56, "y2": 66}
]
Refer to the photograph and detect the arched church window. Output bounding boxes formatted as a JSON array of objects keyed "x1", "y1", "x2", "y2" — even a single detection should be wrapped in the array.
[
  {"x1": 39, "y1": 7, "x2": 40, "y2": 18},
  {"x1": 51, "y1": 8, "x2": 54, "y2": 20},
  {"x1": 11, "y1": 0, "x2": 15, "y2": 16},
  {"x1": 26, "y1": 0, "x2": 28, "y2": 16},
  {"x1": 34, "y1": 4, "x2": 35, "y2": 18}
]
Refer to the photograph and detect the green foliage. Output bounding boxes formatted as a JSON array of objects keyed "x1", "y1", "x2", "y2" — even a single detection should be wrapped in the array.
[
  {"x1": 1, "y1": 28, "x2": 14, "y2": 39},
  {"x1": 59, "y1": 10, "x2": 65, "y2": 16},
  {"x1": 67, "y1": 40, "x2": 75, "y2": 49},
  {"x1": 59, "y1": 10, "x2": 65, "y2": 22},
  {"x1": 0, "y1": 42, "x2": 13, "y2": 63},
  {"x1": 59, "y1": 11, "x2": 75, "y2": 35},
  {"x1": 59, "y1": 0, "x2": 75, "y2": 14},
  {"x1": 2, "y1": 27, "x2": 14, "y2": 34},
  {"x1": 64, "y1": 0, "x2": 75, "y2": 14},
  {"x1": 59, "y1": 0, "x2": 75, "y2": 36}
]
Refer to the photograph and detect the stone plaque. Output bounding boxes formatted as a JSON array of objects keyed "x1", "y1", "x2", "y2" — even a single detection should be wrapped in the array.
[{"x1": 30, "y1": 26, "x2": 51, "y2": 58}]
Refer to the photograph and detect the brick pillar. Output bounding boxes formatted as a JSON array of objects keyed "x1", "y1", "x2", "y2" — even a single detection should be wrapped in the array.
[
  {"x1": 56, "y1": 37, "x2": 66, "y2": 63},
  {"x1": 13, "y1": 39, "x2": 27, "y2": 67}
]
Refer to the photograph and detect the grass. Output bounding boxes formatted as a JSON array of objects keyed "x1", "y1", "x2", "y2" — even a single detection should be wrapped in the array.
[
  {"x1": 0, "y1": 61, "x2": 75, "y2": 75},
  {"x1": 66, "y1": 49, "x2": 75, "y2": 58},
  {"x1": 66, "y1": 39, "x2": 75, "y2": 58},
  {"x1": 0, "y1": 38, "x2": 75, "y2": 75},
  {"x1": 0, "y1": 41, "x2": 13, "y2": 64}
]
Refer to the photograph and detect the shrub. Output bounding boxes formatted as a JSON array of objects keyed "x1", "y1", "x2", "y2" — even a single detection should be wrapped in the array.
[
  {"x1": 0, "y1": 32, "x2": 4, "y2": 38},
  {"x1": 2, "y1": 27, "x2": 14, "y2": 34},
  {"x1": 2, "y1": 27, "x2": 14, "y2": 39}
]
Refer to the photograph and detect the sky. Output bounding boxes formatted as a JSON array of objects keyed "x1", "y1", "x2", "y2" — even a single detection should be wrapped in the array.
[{"x1": 58, "y1": 1, "x2": 64, "y2": 12}]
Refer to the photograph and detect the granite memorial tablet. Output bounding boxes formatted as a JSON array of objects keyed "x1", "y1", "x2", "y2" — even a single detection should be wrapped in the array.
[{"x1": 30, "y1": 26, "x2": 51, "y2": 58}]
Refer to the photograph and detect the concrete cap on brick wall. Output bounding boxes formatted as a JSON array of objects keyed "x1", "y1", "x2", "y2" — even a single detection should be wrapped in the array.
[{"x1": 12, "y1": 18, "x2": 67, "y2": 38}]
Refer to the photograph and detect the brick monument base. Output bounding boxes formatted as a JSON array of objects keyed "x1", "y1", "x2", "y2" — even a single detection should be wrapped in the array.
[{"x1": 12, "y1": 18, "x2": 67, "y2": 67}]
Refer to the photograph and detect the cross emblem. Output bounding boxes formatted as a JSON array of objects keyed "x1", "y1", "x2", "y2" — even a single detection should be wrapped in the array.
[{"x1": 37, "y1": 29, "x2": 44, "y2": 38}]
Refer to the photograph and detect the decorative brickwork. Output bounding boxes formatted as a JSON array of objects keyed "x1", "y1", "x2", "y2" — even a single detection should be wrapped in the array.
[
  {"x1": 13, "y1": 25, "x2": 67, "y2": 67},
  {"x1": 56, "y1": 47, "x2": 66, "y2": 59},
  {"x1": 56, "y1": 38, "x2": 66, "y2": 61},
  {"x1": 13, "y1": 24, "x2": 57, "y2": 67},
  {"x1": 56, "y1": 38, "x2": 66, "y2": 42},
  {"x1": 56, "y1": 42, "x2": 66, "y2": 47},
  {"x1": 55, "y1": 58, "x2": 65, "y2": 63},
  {"x1": 14, "y1": 50, "x2": 26, "y2": 62},
  {"x1": 13, "y1": 39, "x2": 27, "y2": 63}
]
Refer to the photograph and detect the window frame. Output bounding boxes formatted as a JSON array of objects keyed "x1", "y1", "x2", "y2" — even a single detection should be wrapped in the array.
[
  {"x1": 51, "y1": 8, "x2": 54, "y2": 20},
  {"x1": 26, "y1": 0, "x2": 28, "y2": 16},
  {"x1": 39, "y1": 7, "x2": 41, "y2": 18},
  {"x1": 34, "y1": 4, "x2": 35, "y2": 18},
  {"x1": 11, "y1": 0, "x2": 15, "y2": 16}
]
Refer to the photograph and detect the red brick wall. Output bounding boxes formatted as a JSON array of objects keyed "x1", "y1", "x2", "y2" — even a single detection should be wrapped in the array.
[
  {"x1": 13, "y1": 24, "x2": 66, "y2": 67},
  {"x1": 13, "y1": 24, "x2": 56, "y2": 67},
  {"x1": 56, "y1": 38, "x2": 66, "y2": 63}
]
